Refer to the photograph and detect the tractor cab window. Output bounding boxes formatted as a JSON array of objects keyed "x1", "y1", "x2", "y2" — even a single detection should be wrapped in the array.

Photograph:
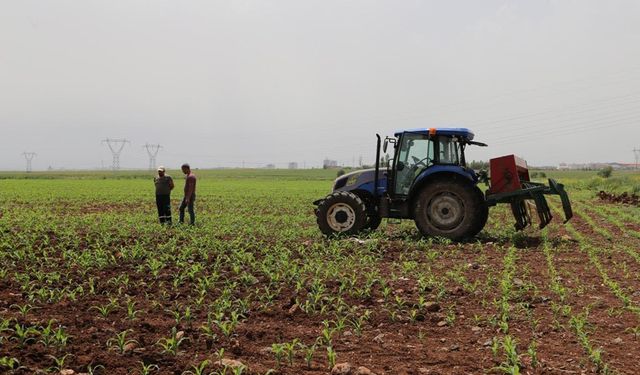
[
  {"x1": 438, "y1": 137, "x2": 460, "y2": 165},
  {"x1": 394, "y1": 133, "x2": 434, "y2": 196}
]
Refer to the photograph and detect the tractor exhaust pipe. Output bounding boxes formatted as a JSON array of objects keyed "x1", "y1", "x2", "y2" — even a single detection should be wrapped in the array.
[{"x1": 374, "y1": 134, "x2": 381, "y2": 199}]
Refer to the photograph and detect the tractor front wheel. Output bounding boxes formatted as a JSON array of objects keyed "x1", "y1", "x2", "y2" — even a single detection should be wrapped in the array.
[
  {"x1": 316, "y1": 192, "x2": 367, "y2": 236},
  {"x1": 413, "y1": 178, "x2": 487, "y2": 240}
]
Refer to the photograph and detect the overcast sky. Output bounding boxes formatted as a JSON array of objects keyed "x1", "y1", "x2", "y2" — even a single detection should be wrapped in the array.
[{"x1": 2, "y1": 0, "x2": 640, "y2": 170}]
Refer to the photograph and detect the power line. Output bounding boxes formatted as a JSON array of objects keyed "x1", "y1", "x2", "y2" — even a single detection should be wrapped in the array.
[
  {"x1": 488, "y1": 110, "x2": 640, "y2": 144},
  {"x1": 143, "y1": 143, "x2": 162, "y2": 170},
  {"x1": 491, "y1": 117, "x2": 637, "y2": 147},
  {"x1": 22, "y1": 152, "x2": 36, "y2": 173},
  {"x1": 101, "y1": 138, "x2": 129, "y2": 170},
  {"x1": 475, "y1": 92, "x2": 640, "y2": 133}
]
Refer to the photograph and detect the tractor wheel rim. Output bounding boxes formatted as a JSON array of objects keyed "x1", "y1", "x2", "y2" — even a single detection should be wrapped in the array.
[
  {"x1": 427, "y1": 192, "x2": 464, "y2": 230},
  {"x1": 327, "y1": 203, "x2": 356, "y2": 232}
]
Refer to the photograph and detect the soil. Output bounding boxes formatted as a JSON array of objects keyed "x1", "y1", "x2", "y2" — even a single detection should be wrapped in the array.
[
  {"x1": 1, "y1": 201, "x2": 640, "y2": 374},
  {"x1": 597, "y1": 190, "x2": 640, "y2": 206}
]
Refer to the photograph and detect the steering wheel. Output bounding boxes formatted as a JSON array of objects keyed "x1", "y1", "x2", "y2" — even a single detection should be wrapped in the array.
[
  {"x1": 411, "y1": 155, "x2": 431, "y2": 168},
  {"x1": 400, "y1": 156, "x2": 432, "y2": 190}
]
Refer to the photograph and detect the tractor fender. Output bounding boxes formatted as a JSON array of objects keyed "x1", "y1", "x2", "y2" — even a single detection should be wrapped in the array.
[{"x1": 408, "y1": 168, "x2": 478, "y2": 208}]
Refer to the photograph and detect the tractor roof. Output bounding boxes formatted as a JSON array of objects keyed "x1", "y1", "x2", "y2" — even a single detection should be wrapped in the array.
[{"x1": 395, "y1": 127, "x2": 475, "y2": 140}]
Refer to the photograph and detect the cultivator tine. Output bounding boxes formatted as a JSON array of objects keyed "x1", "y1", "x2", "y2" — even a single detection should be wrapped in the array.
[
  {"x1": 531, "y1": 192, "x2": 552, "y2": 229},
  {"x1": 510, "y1": 199, "x2": 531, "y2": 231},
  {"x1": 548, "y1": 178, "x2": 573, "y2": 223}
]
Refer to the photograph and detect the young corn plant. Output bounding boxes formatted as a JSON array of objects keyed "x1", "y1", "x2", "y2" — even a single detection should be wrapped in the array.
[
  {"x1": 199, "y1": 316, "x2": 219, "y2": 348},
  {"x1": 492, "y1": 335, "x2": 520, "y2": 374},
  {"x1": 271, "y1": 343, "x2": 286, "y2": 368},
  {"x1": 156, "y1": 327, "x2": 187, "y2": 355},
  {"x1": 0, "y1": 357, "x2": 21, "y2": 371},
  {"x1": 182, "y1": 359, "x2": 210, "y2": 375},
  {"x1": 90, "y1": 301, "x2": 117, "y2": 318},
  {"x1": 47, "y1": 353, "x2": 72, "y2": 373},
  {"x1": 570, "y1": 310, "x2": 612, "y2": 374},
  {"x1": 11, "y1": 323, "x2": 39, "y2": 348},
  {"x1": 527, "y1": 340, "x2": 538, "y2": 368},
  {"x1": 138, "y1": 361, "x2": 160, "y2": 375},
  {"x1": 326, "y1": 346, "x2": 337, "y2": 370},
  {"x1": 10, "y1": 303, "x2": 36, "y2": 319},
  {"x1": 301, "y1": 343, "x2": 317, "y2": 369},
  {"x1": 38, "y1": 319, "x2": 57, "y2": 347},
  {"x1": 107, "y1": 329, "x2": 138, "y2": 354},
  {"x1": 86, "y1": 363, "x2": 105, "y2": 375},
  {"x1": 283, "y1": 338, "x2": 299, "y2": 366},
  {"x1": 126, "y1": 299, "x2": 142, "y2": 320}
]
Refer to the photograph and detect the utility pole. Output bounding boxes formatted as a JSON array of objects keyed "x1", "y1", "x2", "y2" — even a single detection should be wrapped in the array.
[
  {"x1": 102, "y1": 138, "x2": 129, "y2": 170},
  {"x1": 143, "y1": 143, "x2": 162, "y2": 170},
  {"x1": 22, "y1": 152, "x2": 36, "y2": 173},
  {"x1": 634, "y1": 148, "x2": 640, "y2": 170}
]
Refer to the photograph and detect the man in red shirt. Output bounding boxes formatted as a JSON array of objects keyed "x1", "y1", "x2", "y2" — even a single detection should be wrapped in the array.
[{"x1": 179, "y1": 163, "x2": 197, "y2": 225}]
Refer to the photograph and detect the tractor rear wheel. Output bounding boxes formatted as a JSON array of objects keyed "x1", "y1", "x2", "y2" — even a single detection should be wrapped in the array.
[
  {"x1": 413, "y1": 178, "x2": 487, "y2": 240},
  {"x1": 470, "y1": 186, "x2": 489, "y2": 236},
  {"x1": 316, "y1": 191, "x2": 367, "y2": 236}
]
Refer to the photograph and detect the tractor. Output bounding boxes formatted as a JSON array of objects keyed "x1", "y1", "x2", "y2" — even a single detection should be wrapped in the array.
[{"x1": 313, "y1": 128, "x2": 573, "y2": 240}]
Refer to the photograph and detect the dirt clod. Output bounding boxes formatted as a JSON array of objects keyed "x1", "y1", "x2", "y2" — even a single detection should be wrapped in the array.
[
  {"x1": 424, "y1": 301, "x2": 440, "y2": 312},
  {"x1": 331, "y1": 362, "x2": 353, "y2": 374},
  {"x1": 215, "y1": 358, "x2": 246, "y2": 369},
  {"x1": 355, "y1": 366, "x2": 377, "y2": 375}
]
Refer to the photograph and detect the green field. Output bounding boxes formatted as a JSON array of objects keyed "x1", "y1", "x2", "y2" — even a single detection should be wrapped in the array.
[{"x1": 1, "y1": 169, "x2": 639, "y2": 374}]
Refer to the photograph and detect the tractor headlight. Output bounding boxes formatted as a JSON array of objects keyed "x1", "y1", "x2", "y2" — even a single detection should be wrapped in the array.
[
  {"x1": 333, "y1": 172, "x2": 362, "y2": 190},
  {"x1": 346, "y1": 174, "x2": 359, "y2": 186}
]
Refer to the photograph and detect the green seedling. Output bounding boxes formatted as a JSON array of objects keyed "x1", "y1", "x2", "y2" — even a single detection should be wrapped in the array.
[{"x1": 107, "y1": 329, "x2": 138, "y2": 354}]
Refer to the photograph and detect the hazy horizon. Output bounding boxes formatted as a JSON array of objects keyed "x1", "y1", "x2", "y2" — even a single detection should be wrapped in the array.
[{"x1": 3, "y1": 0, "x2": 640, "y2": 171}]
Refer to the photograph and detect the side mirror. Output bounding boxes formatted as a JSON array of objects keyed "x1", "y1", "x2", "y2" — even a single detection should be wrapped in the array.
[{"x1": 396, "y1": 161, "x2": 405, "y2": 171}]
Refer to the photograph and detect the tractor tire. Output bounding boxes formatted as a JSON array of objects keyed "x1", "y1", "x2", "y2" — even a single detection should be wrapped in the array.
[
  {"x1": 363, "y1": 214, "x2": 382, "y2": 231},
  {"x1": 413, "y1": 177, "x2": 487, "y2": 241},
  {"x1": 316, "y1": 191, "x2": 367, "y2": 236},
  {"x1": 469, "y1": 186, "x2": 489, "y2": 236}
]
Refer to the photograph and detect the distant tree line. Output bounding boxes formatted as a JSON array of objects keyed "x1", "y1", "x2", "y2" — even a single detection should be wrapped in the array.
[{"x1": 468, "y1": 160, "x2": 489, "y2": 170}]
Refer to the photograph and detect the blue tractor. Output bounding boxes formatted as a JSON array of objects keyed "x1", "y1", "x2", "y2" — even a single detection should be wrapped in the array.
[{"x1": 313, "y1": 128, "x2": 572, "y2": 240}]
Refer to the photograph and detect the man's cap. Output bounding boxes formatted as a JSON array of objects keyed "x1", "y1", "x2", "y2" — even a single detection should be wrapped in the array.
[
  {"x1": 181, "y1": 163, "x2": 190, "y2": 169},
  {"x1": 157, "y1": 166, "x2": 166, "y2": 172}
]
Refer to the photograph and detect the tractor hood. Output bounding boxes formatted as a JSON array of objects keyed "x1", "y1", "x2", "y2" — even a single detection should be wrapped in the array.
[{"x1": 333, "y1": 168, "x2": 386, "y2": 194}]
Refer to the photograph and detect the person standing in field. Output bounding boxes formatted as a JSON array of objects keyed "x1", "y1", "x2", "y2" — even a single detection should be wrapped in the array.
[
  {"x1": 154, "y1": 166, "x2": 174, "y2": 224},
  {"x1": 179, "y1": 163, "x2": 197, "y2": 225}
]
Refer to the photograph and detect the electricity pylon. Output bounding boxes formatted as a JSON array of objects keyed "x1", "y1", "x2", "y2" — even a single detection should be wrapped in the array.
[
  {"x1": 143, "y1": 143, "x2": 162, "y2": 170},
  {"x1": 634, "y1": 148, "x2": 640, "y2": 170},
  {"x1": 102, "y1": 138, "x2": 129, "y2": 170},
  {"x1": 22, "y1": 152, "x2": 36, "y2": 173}
]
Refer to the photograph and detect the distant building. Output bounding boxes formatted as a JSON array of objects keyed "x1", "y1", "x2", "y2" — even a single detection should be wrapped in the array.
[
  {"x1": 558, "y1": 162, "x2": 636, "y2": 170},
  {"x1": 265, "y1": 164, "x2": 276, "y2": 169},
  {"x1": 288, "y1": 162, "x2": 298, "y2": 169},
  {"x1": 323, "y1": 159, "x2": 338, "y2": 169}
]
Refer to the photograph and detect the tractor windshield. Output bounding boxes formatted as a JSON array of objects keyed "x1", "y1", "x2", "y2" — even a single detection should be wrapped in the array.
[{"x1": 394, "y1": 133, "x2": 434, "y2": 196}]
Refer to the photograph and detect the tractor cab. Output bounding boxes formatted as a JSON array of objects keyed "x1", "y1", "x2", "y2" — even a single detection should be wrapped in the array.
[{"x1": 384, "y1": 128, "x2": 483, "y2": 198}]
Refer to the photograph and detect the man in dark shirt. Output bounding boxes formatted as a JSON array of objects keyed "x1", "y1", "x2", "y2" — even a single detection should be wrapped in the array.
[
  {"x1": 154, "y1": 166, "x2": 174, "y2": 224},
  {"x1": 179, "y1": 163, "x2": 197, "y2": 225}
]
